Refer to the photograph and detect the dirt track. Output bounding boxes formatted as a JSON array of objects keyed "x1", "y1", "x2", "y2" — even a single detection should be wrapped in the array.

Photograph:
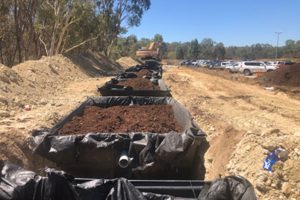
[{"x1": 164, "y1": 67, "x2": 300, "y2": 200}]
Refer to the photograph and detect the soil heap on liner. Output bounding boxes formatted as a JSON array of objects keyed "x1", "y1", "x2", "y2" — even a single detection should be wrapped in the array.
[
  {"x1": 116, "y1": 78, "x2": 159, "y2": 90},
  {"x1": 59, "y1": 105, "x2": 183, "y2": 135},
  {"x1": 134, "y1": 69, "x2": 152, "y2": 78}
]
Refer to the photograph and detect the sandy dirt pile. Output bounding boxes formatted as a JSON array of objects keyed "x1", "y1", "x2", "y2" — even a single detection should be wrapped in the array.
[
  {"x1": 0, "y1": 53, "x2": 123, "y2": 112},
  {"x1": 0, "y1": 64, "x2": 24, "y2": 114},
  {"x1": 164, "y1": 67, "x2": 300, "y2": 200},
  {"x1": 0, "y1": 64, "x2": 22, "y2": 85},
  {"x1": 0, "y1": 55, "x2": 89, "y2": 112},
  {"x1": 116, "y1": 57, "x2": 141, "y2": 69},
  {"x1": 259, "y1": 64, "x2": 300, "y2": 87}
]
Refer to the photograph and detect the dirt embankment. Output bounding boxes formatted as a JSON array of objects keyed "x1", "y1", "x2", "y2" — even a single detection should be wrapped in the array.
[
  {"x1": 59, "y1": 105, "x2": 182, "y2": 135},
  {"x1": 116, "y1": 57, "x2": 142, "y2": 69},
  {"x1": 164, "y1": 67, "x2": 300, "y2": 200},
  {"x1": 66, "y1": 51, "x2": 123, "y2": 76},
  {"x1": 0, "y1": 53, "x2": 122, "y2": 112}
]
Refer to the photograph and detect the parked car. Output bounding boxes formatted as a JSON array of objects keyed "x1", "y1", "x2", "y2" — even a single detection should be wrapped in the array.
[
  {"x1": 225, "y1": 62, "x2": 241, "y2": 73},
  {"x1": 191, "y1": 60, "x2": 200, "y2": 66},
  {"x1": 202, "y1": 60, "x2": 212, "y2": 67},
  {"x1": 239, "y1": 61, "x2": 277, "y2": 76},
  {"x1": 279, "y1": 61, "x2": 295, "y2": 65},
  {"x1": 191, "y1": 60, "x2": 208, "y2": 67},
  {"x1": 208, "y1": 61, "x2": 222, "y2": 69},
  {"x1": 180, "y1": 60, "x2": 192, "y2": 66},
  {"x1": 220, "y1": 61, "x2": 232, "y2": 69},
  {"x1": 265, "y1": 64, "x2": 278, "y2": 72},
  {"x1": 267, "y1": 61, "x2": 295, "y2": 67}
]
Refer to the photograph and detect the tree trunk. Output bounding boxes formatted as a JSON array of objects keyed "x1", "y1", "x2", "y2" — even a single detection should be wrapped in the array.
[
  {"x1": 0, "y1": 40, "x2": 3, "y2": 64},
  {"x1": 14, "y1": 0, "x2": 22, "y2": 63}
]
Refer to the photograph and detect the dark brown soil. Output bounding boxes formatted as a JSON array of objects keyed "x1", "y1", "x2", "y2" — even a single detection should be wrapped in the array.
[
  {"x1": 134, "y1": 69, "x2": 152, "y2": 77},
  {"x1": 58, "y1": 105, "x2": 183, "y2": 135},
  {"x1": 116, "y1": 78, "x2": 159, "y2": 90},
  {"x1": 258, "y1": 64, "x2": 300, "y2": 87}
]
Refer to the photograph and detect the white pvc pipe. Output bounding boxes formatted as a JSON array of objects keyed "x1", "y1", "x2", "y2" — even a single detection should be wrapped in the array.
[{"x1": 118, "y1": 152, "x2": 130, "y2": 168}]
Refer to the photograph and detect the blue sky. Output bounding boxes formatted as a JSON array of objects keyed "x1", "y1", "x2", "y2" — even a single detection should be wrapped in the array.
[{"x1": 125, "y1": 0, "x2": 300, "y2": 46}]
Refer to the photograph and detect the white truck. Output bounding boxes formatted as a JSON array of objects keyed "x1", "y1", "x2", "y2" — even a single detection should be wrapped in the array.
[{"x1": 239, "y1": 61, "x2": 278, "y2": 76}]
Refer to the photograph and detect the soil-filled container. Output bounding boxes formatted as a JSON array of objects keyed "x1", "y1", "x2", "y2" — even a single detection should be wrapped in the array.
[
  {"x1": 125, "y1": 62, "x2": 163, "y2": 79},
  {"x1": 117, "y1": 68, "x2": 161, "y2": 80},
  {"x1": 98, "y1": 78, "x2": 171, "y2": 97},
  {"x1": 32, "y1": 96, "x2": 208, "y2": 179}
]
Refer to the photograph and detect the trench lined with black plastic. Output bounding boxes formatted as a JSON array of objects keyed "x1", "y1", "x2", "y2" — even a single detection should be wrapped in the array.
[{"x1": 0, "y1": 61, "x2": 257, "y2": 199}]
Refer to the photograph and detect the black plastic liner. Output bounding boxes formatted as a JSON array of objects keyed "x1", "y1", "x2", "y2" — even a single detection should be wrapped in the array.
[
  {"x1": 198, "y1": 176, "x2": 257, "y2": 200},
  {"x1": 0, "y1": 162, "x2": 257, "y2": 200},
  {"x1": 97, "y1": 78, "x2": 171, "y2": 97},
  {"x1": 118, "y1": 62, "x2": 162, "y2": 79},
  {"x1": 125, "y1": 61, "x2": 163, "y2": 78},
  {"x1": 31, "y1": 96, "x2": 208, "y2": 179},
  {"x1": 116, "y1": 70, "x2": 161, "y2": 80}
]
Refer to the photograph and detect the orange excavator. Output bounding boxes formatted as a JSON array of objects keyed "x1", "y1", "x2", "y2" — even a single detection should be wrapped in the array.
[{"x1": 136, "y1": 42, "x2": 160, "y2": 60}]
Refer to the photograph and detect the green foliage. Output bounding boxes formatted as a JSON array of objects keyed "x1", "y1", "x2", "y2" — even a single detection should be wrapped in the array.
[
  {"x1": 213, "y1": 43, "x2": 225, "y2": 60},
  {"x1": 189, "y1": 39, "x2": 199, "y2": 59},
  {"x1": 175, "y1": 46, "x2": 184, "y2": 59},
  {"x1": 153, "y1": 34, "x2": 164, "y2": 43},
  {"x1": 0, "y1": 0, "x2": 151, "y2": 65},
  {"x1": 283, "y1": 40, "x2": 300, "y2": 57},
  {"x1": 199, "y1": 38, "x2": 215, "y2": 59},
  {"x1": 111, "y1": 35, "x2": 139, "y2": 59},
  {"x1": 164, "y1": 38, "x2": 299, "y2": 60}
]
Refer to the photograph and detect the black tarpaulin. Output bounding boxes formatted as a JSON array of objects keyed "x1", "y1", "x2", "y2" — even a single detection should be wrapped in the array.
[
  {"x1": 0, "y1": 162, "x2": 257, "y2": 200},
  {"x1": 198, "y1": 176, "x2": 257, "y2": 200},
  {"x1": 0, "y1": 162, "x2": 175, "y2": 200},
  {"x1": 97, "y1": 78, "x2": 171, "y2": 97}
]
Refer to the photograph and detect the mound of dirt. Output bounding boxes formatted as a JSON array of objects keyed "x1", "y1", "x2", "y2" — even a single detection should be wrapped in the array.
[
  {"x1": 59, "y1": 105, "x2": 182, "y2": 135},
  {"x1": 116, "y1": 78, "x2": 159, "y2": 90},
  {"x1": 258, "y1": 64, "x2": 300, "y2": 87},
  {"x1": 67, "y1": 51, "x2": 123, "y2": 76},
  {"x1": 116, "y1": 57, "x2": 141, "y2": 69},
  {"x1": 1, "y1": 55, "x2": 89, "y2": 110},
  {"x1": 0, "y1": 64, "x2": 25, "y2": 109},
  {"x1": 0, "y1": 64, "x2": 22, "y2": 85},
  {"x1": 0, "y1": 53, "x2": 121, "y2": 111},
  {"x1": 13, "y1": 55, "x2": 88, "y2": 85}
]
